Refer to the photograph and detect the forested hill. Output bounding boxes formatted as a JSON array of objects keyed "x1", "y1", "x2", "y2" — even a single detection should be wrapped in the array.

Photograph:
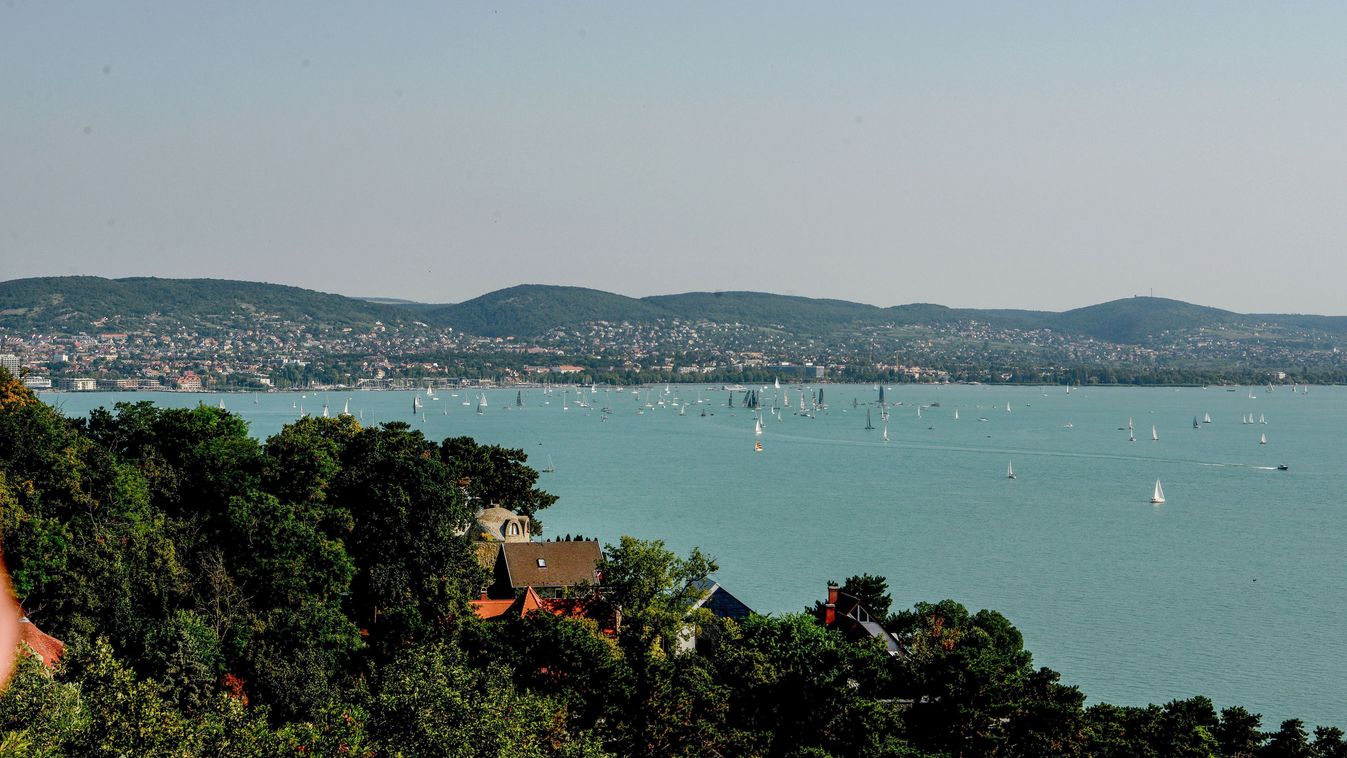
[
  {"x1": 0, "y1": 277, "x2": 410, "y2": 332},
  {"x1": 4, "y1": 276, "x2": 1346, "y2": 345}
]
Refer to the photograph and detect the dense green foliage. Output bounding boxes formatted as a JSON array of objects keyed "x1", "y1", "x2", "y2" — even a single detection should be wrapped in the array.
[
  {"x1": 0, "y1": 276, "x2": 407, "y2": 331},
  {"x1": 10, "y1": 276, "x2": 1347, "y2": 344},
  {"x1": 0, "y1": 369, "x2": 1342, "y2": 756}
]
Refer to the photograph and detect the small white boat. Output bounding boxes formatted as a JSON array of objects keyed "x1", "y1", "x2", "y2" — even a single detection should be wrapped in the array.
[
  {"x1": 1007, "y1": 461, "x2": 1016, "y2": 480},
  {"x1": 1260, "y1": 433, "x2": 1267, "y2": 445},
  {"x1": 1151, "y1": 479, "x2": 1165, "y2": 504},
  {"x1": 1151, "y1": 425, "x2": 1158, "y2": 441}
]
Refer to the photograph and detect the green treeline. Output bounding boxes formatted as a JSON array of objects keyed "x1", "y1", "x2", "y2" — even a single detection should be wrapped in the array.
[{"x1": 0, "y1": 369, "x2": 1342, "y2": 756}]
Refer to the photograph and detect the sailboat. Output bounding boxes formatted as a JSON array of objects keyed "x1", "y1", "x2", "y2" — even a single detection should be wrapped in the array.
[
  {"x1": 1128, "y1": 428, "x2": 1136, "y2": 443},
  {"x1": 878, "y1": 386, "x2": 886, "y2": 405},
  {"x1": 864, "y1": 408, "x2": 875, "y2": 430},
  {"x1": 1151, "y1": 424, "x2": 1158, "y2": 441},
  {"x1": 1193, "y1": 416, "x2": 1200, "y2": 429},
  {"x1": 774, "y1": 377, "x2": 780, "y2": 389},
  {"x1": 754, "y1": 417, "x2": 763, "y2": 436},
  {"x1": 322, "y1": 401, "x2": 330, "y2": 418},
  {"x1": 1007, "y1": 461, "x2": 1016, "y2": 480},
  {"x1": 882, "y1": 423, "x2": 888, "y2": 442},
  {"x1": 1150, "y1": 480, "x2": 1165, "y2": 504},
  {"x1": 1006, "y1": 401, "x2": 1012, "y2": 413},
  {"x1": 413, "y1": 395, "x2": 422, "y2": 414},
  {"x1": 1260, "y1": 433, "x2": 1267, "y2": 445},
  {"x1": 953, "y1": 409, "x2": 959, "y2": 420},
  {"x1": 476, "y1": 397, "x2": 485, "y2": 415},
  {"x1": 679, "y1": 403, "x2": 686, "y2": 416},
  {"x1": 218, "y1": 399, "x2": 226, "y2": 410},
  {"x1": 516, "y1": 391, "x2": 523, "y2": 408},
  {"x1": 541, "y1": 455, "x2": 556, "y2": 473},
  {"x1": 1203, "y1": 412, "x2": 1212, "y2": 424},
  {"x1": 1258, "y1": 413, "x2": 1266, "y2": 424}
]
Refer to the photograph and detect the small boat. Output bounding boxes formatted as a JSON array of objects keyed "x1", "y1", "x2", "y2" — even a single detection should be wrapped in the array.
[
  {"x1": 322, "y1": 402, "x2": 330, "y2": 418},
  {"x1": 1260, "y1": 433, "x2": 1267, "y2": 445},
  {"x1": 1277, "y1": 464, "x2": 1289, "y2": 471},
  {"x1": 218, "y1": 399, "x2": 226, "y2": 410},
  {"x1": 1151, "y1": 425, "x2": 1158, "y2": 441},
  {"x1": 953, "y1": 409, "x2": 959, "y2": 420},
  {"x1": 1150, "y1": 479, "x2": 1165, "y2": 504},
  {"x1": 1007, "y1": 461, "x2": 1016, "y2": 480},
  {"x1": 1128, "y1": 429, "x2": 1136, "y2": 443},
  {"x1": 541, "y1": 456, "x2": 556, "y2": 473},
  {"x1": 882, "y1": 423, "x2": 888, "y2": 442},
  {"x1": 1193, "y1": 416, "x2": 1200, "y2": 429},
  {"x1": 864, "y1": 408, "x2": 875, "y2": 430},
  {"x1": 1006, "y1": 402, "x2": 1012, "y2": 413},
  {"x1": 754, "y1": 417, "x2": 763, "y2": 436},
  {"x1": 754, "y1": 440, "x2": 763, "y2": 453},
  {"x1": 1259, "y1": 413, "x2": 1266, "y2": 425},
  {"x1": 1203, "y1": 413, "x2": 1212, "y2": 424}
]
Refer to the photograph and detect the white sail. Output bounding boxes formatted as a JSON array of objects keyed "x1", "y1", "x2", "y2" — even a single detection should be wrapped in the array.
[
  {"x1": 882, "y1": 423, "x2": 888, "y2": 441},
  {"x1": 1007, "y1": 461, "x2": 1016, "y2": 479},
  {"x1": 774, "y1": 377, "x2": 780, "y2": 389},
  {"x1": 1151, "y1": 479, "x2": 1165, "y2": 504},
  {"x1": 1260, "y1": 433, "x2": 1267, "y2": 445},
  {"x1": 754, "y1": 417, "x2": 762, "y2": 436},
  {"x1": 953, "y1": 409, "x2": 959, "y2": 420},
  {"x1": 1151, "y1": 424, "x2": 1158, "y2": 441}
]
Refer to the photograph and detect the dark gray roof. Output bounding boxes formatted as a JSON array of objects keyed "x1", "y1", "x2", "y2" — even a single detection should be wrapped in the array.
[{"x1": 690, "y1": 580, "x2": 753, "y2": 620}]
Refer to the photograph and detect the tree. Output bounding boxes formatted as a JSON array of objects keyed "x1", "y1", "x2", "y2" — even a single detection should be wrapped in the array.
[
  {"x1": 370, "y1": 641, "x2": 607, "y2": 757},
  {"x1": 595, "y1": 536, "x2": 717, "y2": 656},
  {"x1": 439, "y1": 436, "x2": 557, "y2": 533},
  {"x1": 1312, "y1": 726, "x2": 1347, "y2": 758},
  {"x1": 334, "y1": 423, "x2": 483, "y2": 661},
  {"x1": 1216, "y1": 706, "x2": 1264, "y2": 757},
  {"x1": 1261, "y1": 719, "x2": 1312, "y2": 758}
]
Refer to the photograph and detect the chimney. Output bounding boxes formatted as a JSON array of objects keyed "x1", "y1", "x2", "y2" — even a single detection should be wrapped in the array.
[{"x1": 825, "y1": 583, "x2": 839, "y2": 626}]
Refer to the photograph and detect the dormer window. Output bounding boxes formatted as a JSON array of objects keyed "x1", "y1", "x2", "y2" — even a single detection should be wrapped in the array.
[{"x1": 537, "y1": 558, "x2": 547, "y2": 568}]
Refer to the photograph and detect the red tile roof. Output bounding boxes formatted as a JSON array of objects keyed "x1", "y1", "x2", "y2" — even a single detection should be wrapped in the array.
[{"x1": 17, "y1": 616, "x2": 64, "y2": 668}]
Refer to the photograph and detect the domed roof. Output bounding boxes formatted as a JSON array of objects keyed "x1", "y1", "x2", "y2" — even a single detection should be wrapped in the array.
[
  {"x1": 475, "y1": 506, "x2": 531, "y2": 542},
  {"x1": 476, "y1": 506, "x2": 518, "y2": 526}
]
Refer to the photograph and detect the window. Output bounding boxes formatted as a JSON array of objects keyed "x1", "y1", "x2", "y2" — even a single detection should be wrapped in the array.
[{"x1": 537, "y1": 558, "x2": 546, "y2": 568}]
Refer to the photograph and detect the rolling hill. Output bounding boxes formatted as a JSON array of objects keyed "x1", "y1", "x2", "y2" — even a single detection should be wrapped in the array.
[{"x1": 2, "y1": 277, "x2": 1342, "y2": 345}]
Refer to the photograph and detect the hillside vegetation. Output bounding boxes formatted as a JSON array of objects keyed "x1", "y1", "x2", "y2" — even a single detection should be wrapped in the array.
[{"x1": 4, "y1": 276, "x2": 1346, "y2": 346}]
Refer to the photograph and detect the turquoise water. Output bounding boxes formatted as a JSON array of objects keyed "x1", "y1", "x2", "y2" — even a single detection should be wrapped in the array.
[{"x1": 42, "y1": 384, "x2": 1347, "y2": 726}]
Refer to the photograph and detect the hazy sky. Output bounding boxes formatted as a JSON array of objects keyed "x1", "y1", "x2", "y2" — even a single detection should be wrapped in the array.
[{"x1": 4, "y1": 2, "x2": 1347, "y2": 313}]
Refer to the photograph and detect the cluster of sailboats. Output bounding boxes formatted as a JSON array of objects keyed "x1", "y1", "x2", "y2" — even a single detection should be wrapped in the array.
[{"x1": 275, "y1": 380, "x2": 1299, "y2": 506}]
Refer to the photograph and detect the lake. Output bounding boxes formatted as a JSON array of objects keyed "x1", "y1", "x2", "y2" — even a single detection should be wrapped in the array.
[{"x1": 42, "y1": 383, "x2": 1347, "y2": 727}]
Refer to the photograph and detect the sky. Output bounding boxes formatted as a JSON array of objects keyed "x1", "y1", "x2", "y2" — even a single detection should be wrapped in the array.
[{"x1": 4, "y1": 2, "x2": 1347, "y2": 313}]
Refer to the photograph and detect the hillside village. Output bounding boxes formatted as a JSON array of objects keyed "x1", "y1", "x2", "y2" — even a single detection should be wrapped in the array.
[{"x1": 2, "y1": 278, "x2": 1344, "y2": 392}]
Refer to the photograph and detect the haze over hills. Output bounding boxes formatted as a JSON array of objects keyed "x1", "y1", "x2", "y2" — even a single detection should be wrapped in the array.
[{"x1": 3, "y1": 276, "x2": 1346, "y2": 346}]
